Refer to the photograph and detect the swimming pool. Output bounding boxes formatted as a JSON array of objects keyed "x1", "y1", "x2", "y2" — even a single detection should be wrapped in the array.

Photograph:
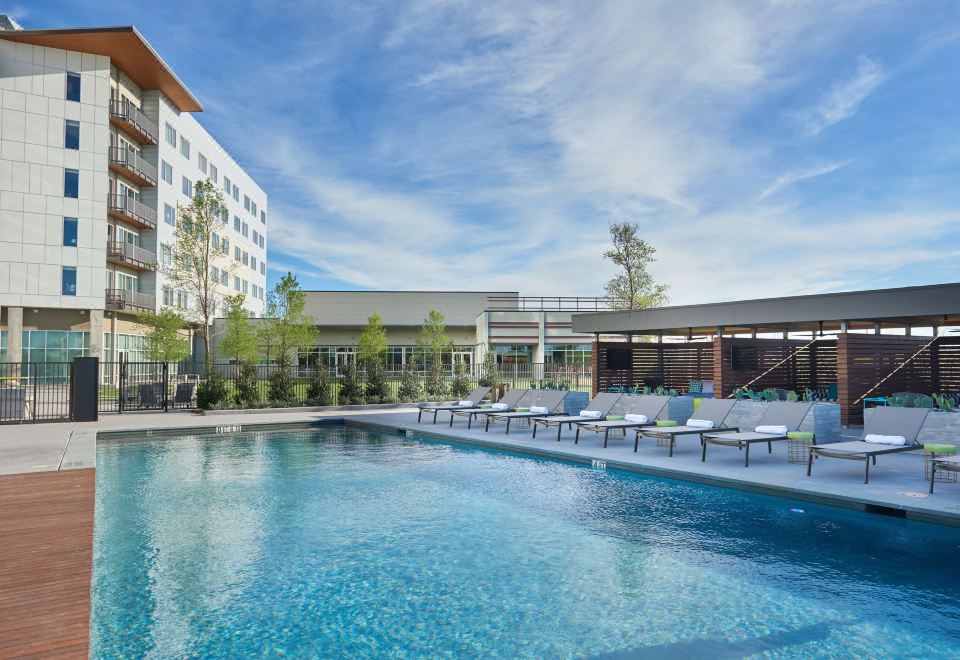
[{"x1": 92, "y1": 424, "x2": 960, "y2": 657}]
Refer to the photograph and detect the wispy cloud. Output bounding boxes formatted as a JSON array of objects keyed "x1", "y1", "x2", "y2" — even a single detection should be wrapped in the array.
[
  {"x1": 755, "y1": 161, "x2": 850, "y2": 201},
  {"x1": 799, "y1": 55, "x2": 887, "y2": 135}
]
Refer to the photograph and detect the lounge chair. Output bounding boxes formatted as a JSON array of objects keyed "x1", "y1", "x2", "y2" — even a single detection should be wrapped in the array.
[
  {"x1": 929, "y1": 454, "x2": 960, "y2": 493},
  {"x1": 574, "y1": 395, "x2": 671, "y2": 448},
  {"x1": 484, "y1": 390, "x2": 568, "y2": 435},
  {"x1": 635, "y1": 398, "x2": 739, "y2": 456},
  {"x1": 449, "y1": 388, "x2": 528, "y2": 429},
  {"x1": 807, "y1": 406, "x2": 929, "y2": 484},
  {"x1": 531, "y1": 392, "x2": 622, "y2": 441},
  {"x1": 417, "y1": 386, "x2": 493, "y2": 424},
  {"x1": 701, "y1": 401, "x2": 813, "y2": 467}
]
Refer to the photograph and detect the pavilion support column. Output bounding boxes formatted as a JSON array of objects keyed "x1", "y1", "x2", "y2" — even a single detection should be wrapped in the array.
[
  {"x1": 713, "y1": 334, "x2": 728, "y2": 399},
  {"x1": 88, "y1": 309, "x2": 104, "y2": 359},
  {"x1": 591, "y1": 333, "x2": 599, "y2": 397},
  {"x1": 875, "y1": 323, "x2": 882, "y2": 335}
]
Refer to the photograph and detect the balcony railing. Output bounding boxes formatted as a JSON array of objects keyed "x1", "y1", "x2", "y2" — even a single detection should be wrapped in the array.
[
  {"x1": 108, "y1": 99, "x2": 159, "y2": 145},
  {"x1": 105, "y1": 289, "x2": 156, "y2": 312},
  {"x1": 107, "y1": 194, "x2": 156, "y2": 229},
  {"x1": 106, "y1": 241, "x2": 156, "y2": 271},
  {"x1": 486, "y1": 296, "x2": 615, "y2": 312},
  {"x1": 108, "y1": 146, "x2": 157, "y2": 186}
]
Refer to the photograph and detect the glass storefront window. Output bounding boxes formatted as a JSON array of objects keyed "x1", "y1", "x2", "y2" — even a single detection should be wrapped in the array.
[
  {"x1": 20, "y1": 330, "x2": 90, "y2": 364},
  {"x1": 298, "y1": 345, "x2": 476, "y2": 374},
  {"x1": 544, "y1": 344, "x2": 592, "y2": 366},
  {"x1": 0, "y1": 330, "x2": 6, "y2": 362},
  {"x1": 494, "y1": 345, "x2": 533, "y2": 364}
]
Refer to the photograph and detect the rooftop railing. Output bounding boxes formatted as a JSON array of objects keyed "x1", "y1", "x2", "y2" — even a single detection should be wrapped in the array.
[
  {"x1": 109, "y1": 99, "x2": 159, "y2": 145},
  {"x1": 486, "y1": 296, "x2": 614, "y2": 312}
]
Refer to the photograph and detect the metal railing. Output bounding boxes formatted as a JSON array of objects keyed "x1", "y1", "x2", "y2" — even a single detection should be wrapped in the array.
[
  {"x1": 105, "y1": 289, "x2": 156, "y2": 312},
  {"x1": 0, "y1": 362, "x2": 72, "y2": 423},
  {"x1": 106, "y1": 241, "x2": 156, "y2": 270},
  {"x1": 108, "y1": 146, "x2": 157, "y2": 185},
  {"x1": 486, "y1": 296, "x2": 614, "y2": 312},
  {"x1": 109, "y1": 99, "x2": 159, "y2": 144},
  {"x1": 107, "y1": 194, "x2": 157, "y2": 229},
  {"x1": 99, "y1": 360, "x2": 196, "y2": 412}
]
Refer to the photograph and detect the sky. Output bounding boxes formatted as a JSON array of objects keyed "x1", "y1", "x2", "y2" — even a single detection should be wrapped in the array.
[{"x1": 13, "y1": 1, "x2": 960, "y2": 304}]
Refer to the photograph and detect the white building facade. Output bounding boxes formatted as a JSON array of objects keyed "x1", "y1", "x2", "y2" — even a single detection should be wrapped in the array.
[{"x1": 0, "y1": 22, "x2": 267, "y2": 364}]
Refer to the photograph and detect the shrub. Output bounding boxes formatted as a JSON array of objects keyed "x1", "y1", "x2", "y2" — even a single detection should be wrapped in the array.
[
  {"x1": 398, "y1": 362, "x2": 422, "y2": 402},
  {"x1": 268, "y1": 366, "x2": 296, "y2": 406},
  {"x1": 478, "y1": 352, "x2": 500, "y2": 389},
  {"x1": 197, "y1": 374, "x2": 228, "y2": 410},
  {"x1": 306, "y1": 365, "x2": 332, "y2": 406},
  {"x1": 450, "y1": 358, "x2": 471, "y2": 399},
  {"x1": 786, "y1": 390, "x2": 799, "y2": 402},
  {"x1": 234, "y1": 361, "x2": 260, "y2": 407},
  {"x1": 424, "y1": 359, "x2": 447, "y2": 400},
  {"x1": 339, "y1": 360, "x2": 365, "y2": 405},
  {"x1": 364, "y1": 359, "x2": 391, "y2": 403}
]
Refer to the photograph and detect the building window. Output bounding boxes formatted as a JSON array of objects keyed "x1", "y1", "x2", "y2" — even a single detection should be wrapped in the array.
[
  {"x1": 165, "y1": 122, "x2": 177, "y2": 147},
  {"x1": 243, "y1": 194, "x2": 250, "y2": 211},
  {"x1": 544, "y1": 344, "x2": 592, "y2": 366},
  {"x1": 63, "y1": 169, "x2": 79, "y2": 198},
  {"x1": 182, "y1": 176, "x2": 192, "y2": 198},
  {"x1": 242, "y1": 279, "x2": 248, "y2": 295},
  {"x1": 234, "y1": 246, "x2": 241, "y2": 261},
  {"x1": 211, "y1": 265, "x2": 219, "y2": 282},
  {"x1": 259, "y1": 235, "x2": 265, "y2": 248},
  {"x1": 160, "y1": 244, "x2": 172, "y2": 265},
  {"x1": 177, "y1": 291, "x2": 188, "y2": 309},
  {"x1": 180, "y1": 136, "x2": 190, "y2": 159},
  {"x1": 161, "y1": 160, "x2": 173, "y2": 184},
  {"x1": 232, "y1": 184, "x2": 239, "y2": 201},
  {"x1": 260, "y1": 210, "x2": 266, "y2": 224},
  {"x1": 242, "y1": 250, "x2": 248, "y2": 266},
  {"x1": 223, "y1": 176, "x2": 231, "y2": 194},
  {"x1": 252, "y1": 229, "x2": 259, "y2": 244},
  {"x1": 221, "y1": 237, "x2": 230, "y2": 254},
  {"x1": 61, "y1": 266, "x2": 77, "y2": 296},
  {"x1": 209, "y1": 163, "x2": 218, "y2": 183},
  {"x1": 233, "y1": 216, "x2": 240, "y2": 232},
  {"x1": 212, "y1": 233, "x2": 220, "y2": 249},
  {"x1": 162, "y1": 286, "x2": 174, "y2": 307},
  {"x1": 62, "y1": 217, "x2": 78, "y2": 247},
  {"x1": 64, "y1": 119, "x2": 80, "y2": 150},
  {"x1": 241, "y1": 222, "x2": 248, "y2": 238},
  {"x1": 251, "y1": 201, "x2": 257, "y2": 217},
  {"x1": 23, "y1": 330, "x2": 90, "y2": 365},
  {"x1": 494, "y1": 345, "x2": 532, "y2": 364},
  {"x1": 233, "y1": 276, "x2": 241, "y2": 291},
  {"x1": 260, "y1": 262, "x2": 265, "y2": 275},
  {"x1": 251, "y1": 256, "x2": 257, "y2": 271},
  {"x1": 65, "y1": 72, "x2": 81, "y2": 102},
  {"x1": 198, "y1": 152, "x2": 207, "y2": 174},
  {"x1": 162, "y1": 203, "x2": 175, "y2": 226},
  {"x1": 220, "y1": 271, "x2": 228, "y2": 286}
]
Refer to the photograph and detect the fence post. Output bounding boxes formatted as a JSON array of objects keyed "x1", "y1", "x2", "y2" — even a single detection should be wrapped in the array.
[
  {"x1": 31, "y1": 363, "x2": 37, "y2": 422},
  {"x1": 162, "y1": 362, "x2": 169, "y2": 412},
  {"x1": 118, "y1": 353, "x2": 125, "y2": 414}
]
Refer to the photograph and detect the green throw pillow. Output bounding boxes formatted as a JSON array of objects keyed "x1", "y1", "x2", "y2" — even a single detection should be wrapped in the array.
[
  {"x1": 924, "y1": 443, "x2": 957, "y2": 454},
  {"x1": 787, "y1": 432, "x2": 814, "y2": 441},
  {"x1": 479, "y1": 404, "x2": 492, "y2": 409},
  {"x1": 606, "y1": 415, "x2": 625, "y2": 421},
  {"x1": 656, "y1": 420, "x2": 678, "y2": 427},
  {"x1": 515, "y1": 407, "x2": 530, "y2": 413}
]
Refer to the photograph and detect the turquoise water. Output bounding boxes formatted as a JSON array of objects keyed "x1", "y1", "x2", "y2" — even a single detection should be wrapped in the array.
[{"x1": 92, "y1": 425, "x2": 960, "y2": 658}]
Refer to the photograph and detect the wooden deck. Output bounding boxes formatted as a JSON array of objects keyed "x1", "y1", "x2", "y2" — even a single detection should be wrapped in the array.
[{"x1": 0, "y1": 469, "x2": 95, "y2": 659}]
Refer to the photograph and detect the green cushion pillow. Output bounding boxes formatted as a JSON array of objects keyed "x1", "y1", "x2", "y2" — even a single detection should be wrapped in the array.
[
  {"x1": 479, "y1": 404, "x2": 492, "y2": 409},
  {"x1": 656, "y1": 420, "x2": 678, "y2": 427},
  {"x1": 924, "y1": 443, "x2": 957, "y2": 454},
  {"x1": 787, "y1": 432, "x2": 814, "y2": 441},
  {"x1": 515, "y1": 407, "x2": 530, "y2": 413},
  {"x1": 606, "y1": 415, "x2": 625, "y2": 421}
]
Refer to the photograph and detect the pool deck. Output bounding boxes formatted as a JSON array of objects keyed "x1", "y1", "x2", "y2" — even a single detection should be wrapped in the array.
[{"x1": 2, "y1": 405, "x2": 960, "y2": 656}]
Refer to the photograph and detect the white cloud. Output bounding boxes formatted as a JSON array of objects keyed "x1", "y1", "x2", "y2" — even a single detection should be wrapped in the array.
[
  {"x1": 755, "y1": 161, "x2": 850, "y2": 201},
  {"x1": 799, "y1": 55, "x2": 887, "y2": 135}
]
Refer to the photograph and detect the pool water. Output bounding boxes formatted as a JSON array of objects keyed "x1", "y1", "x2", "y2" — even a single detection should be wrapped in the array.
[{"x1": 92, "y1": 425, "x2": 960, "y2": 657}]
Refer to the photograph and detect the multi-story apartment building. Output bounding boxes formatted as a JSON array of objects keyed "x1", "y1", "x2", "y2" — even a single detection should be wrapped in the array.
[{"x1": 0, "y1": 21, "x2": 267, "y2": 364}]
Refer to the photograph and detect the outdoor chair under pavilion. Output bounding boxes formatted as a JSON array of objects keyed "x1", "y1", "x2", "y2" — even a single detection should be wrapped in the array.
[
  {"x1": 448, "y1": 388, "x2": 528, "y2": 429},
  {"x1": 530, "y1": 392, "x2": 622, "y2": 442},
  {"x1": 701, "y1": 401, "x2": 813, "y2": 467},
  {"x1": 807, "y1": 406, "x2": 930, "y2": 484},
  {"x1": 574, "y1": 395, "x2": 671, "y2": 448},
  {"x1": 635, "y1": 398, "x2": 739, "y2": 456},
  {"x1": 484, "y1": 390, "x2": 568, "y2": 435},
  {"x1": 417, "y1": 386, "x2": 492, "y2": 424}
]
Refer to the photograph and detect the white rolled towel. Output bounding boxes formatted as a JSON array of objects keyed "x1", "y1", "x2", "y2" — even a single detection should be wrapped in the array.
[
  {"x1": 529, "y1": 406, "x2": 549, "y2": 415},
  {"x1": 864, "y1": 434, "x2": 908, "y2": 446},
  {"x1": 491, "y1": 403, "x2": 510, "y2": 411},
  {"x1": 579, "y1": 410, "x2": 603, "y2": 419},
  {"x1": 458, "y1": 400, "x2": 474, "y2": 407},
  {"x1": 755, "y1": 425, "x2": 788, "y2": 435},
  {"x1": 624, "y1": 414, "x2": 648, "y2": 423},
  {"x1": 686, "y1": 418, "x2": 714, "y2": 429}
]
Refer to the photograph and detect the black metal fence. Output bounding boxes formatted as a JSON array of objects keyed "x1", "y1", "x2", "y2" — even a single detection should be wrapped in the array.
[
  {"x1": 0, "y1": 362, "x2": 72, "y2": 423},
  {"x1": 98, "y1": 359, "x2": 198, "y2": 413}
]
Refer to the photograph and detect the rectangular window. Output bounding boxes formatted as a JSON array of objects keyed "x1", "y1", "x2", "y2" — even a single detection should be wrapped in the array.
[
  {"x1": 162, "y1": 286, "x2": 174, "y2": 307},
  {"x1": 163, "y1": 203, "x2": 176, "y2": 226},
  {"x1": 209, "y1": 163, "x2": 218, "y2": 183},
  {"x1": 260, "y1": 262, "x2": 265, "y2": 275},
  {"x1": 61, "y1": 266, "x2": 77, "y2": 296},
  {"x1": 63, "y1": 169, "x2": 79, "y2": 198},
  {"x1": 243, "y1": 195, "x2": 250, "y2": 211},
  {"x1": 62, "y1": 217, "x2": 78, "y2": 247},
  {"x1": 259, "y1": 235, "x2": 265, "y2": 248},
  {"x1": 165, "y1": 122, "x2": 177, "y2": 147},
  {"x1": 221, "y1": 237, "x2": 230, "y2": 254},
  {"x1": 232, "y1": 184, "x2": 239, "y2": 201},
  {"x1": 242, "y1": 250, "x2": 248, "y2": 266},
  {"x1": 223, "y1": 176, "x2": 231, "y2": 194},
  {"x1": 66, "y1": 72, "x2": 81, "y2": 102},
  {"x1": 251, "y1": 201, "x2": 257, "y2": 217},
  {"x1": 161, "y1": 160, "x2": 173, "y2": 184},
  {"x1": 242, "y1": 279, "x2": 248, "y2": 295},
  {"x1": 212, "y1": 233, "x2": 220, "y2": 249},
  {"x1": 233, "y1": 276, "x2": 241, "y2": 291},
  {"x1": 211, "y1": 265, "x2": 220, "y2": 282},
  {"x1": 251, "y1": 256, "x2": 257, "y2": 271},
  {"x1": 64, "y1": 119, "x2": 80, "y2": 150},
  {"x1": 182, "y1": 176, "x2": 192, "y2": 198},
  {"x1": 198, "y1": 152, "x2": 207, "y2": 174},
  {"x1": 221, "y1": 271, "x2": 228, "y2": 286},
  {"x1": 234, "y1": 246, "x2": 241, "y2": 261},
  {"x1": 177, "y1": 291, "x2": 188, "y2": 309},
  {"x1": 160, "y1": 244, "x2": 172, "y2": 265},
  {"x1": 180, "y1": 136, "x2": 190, "y2": 159},
  {"x1": 252, "y1": 229, "x2": 259, "y2": 244},
  {"x1": 234, "y1": 216, "x2": 240, "y2": 231},
  {"x1": 260, "y1": 210, "x2": 266, "y2": 224},
  {"x1": 241, "y1": 222, "x2": 248, "y2": 238}
]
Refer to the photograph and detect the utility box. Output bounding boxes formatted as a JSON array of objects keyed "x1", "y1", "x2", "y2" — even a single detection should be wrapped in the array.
[{"x1": 71, "y1": 357, "x2": 99, "y2": 422}]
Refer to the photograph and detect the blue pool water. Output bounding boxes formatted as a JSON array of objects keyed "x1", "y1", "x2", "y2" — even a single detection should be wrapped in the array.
[{"x1": 92, "y1": 425, "x2": 960, "y2": 657}]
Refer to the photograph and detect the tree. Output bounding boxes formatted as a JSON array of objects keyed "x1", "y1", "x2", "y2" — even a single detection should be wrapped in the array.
[
  {"x1": 478, "y1": 351, "x2": 500, "y2": 389},
  {"x1": 418, "y1": 310, "x2": 452, "y2": 400},
  {"x1": 136, "y1": 308, "x2": 191, "y2": 362},
  {"x1": 159, "y1": 179, "x2": 234, "y2": 375},
  {"x1": 261, "y1": 273, "x2": 316, "y2": 405},
  {"x1": 339, "y1": 359, "x2": 365, "y2": 405},
  {"x1": 603, "y1": 222, "x2": 669, "y2": 310},
  {"x1": 398, "y1": 361, "x2": 422, "y2": 402},
  {"x1": 306, "y1": 362, "x2": 332, "y2": 406},
  {"x1": 365, "y1": 358, "x2": 391, "y2": 403},
  {"x1": 358, "y1": 311, "x2": 388, "y2": 365},
  {"x1": 450, "y1": 356, "x2": 471, "y2": 399},
  {"x1": 218, "y1": 295, "x2": 261, "y2": 408}
]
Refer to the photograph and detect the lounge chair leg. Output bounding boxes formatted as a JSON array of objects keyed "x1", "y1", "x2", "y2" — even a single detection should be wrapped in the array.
[
  {"x1": 807, "y1": 448, "x2": 814, "y2": 476},
  {"x1": 557, "y1": 425, "x2": 562, "y2": 442},
  {"x1": 872, "y1": 455, "x2": 877, "y2": 465},
  {"x1": 433, "y1": 410, "x2": 439, "y2": 424},
  {"x1": 449, "y1": 412, "x2": 454, "y2": 427},
  {"x1": 701, "y1": 441, "x2": 707, "y2": 462},
  {"x1": 532, "y1": 422, "x2": 537, "y2": 438},
  {"x1": 930, "y1": 464, "x2": 936, "y2": 494},
  {"x1": 864, "y1": 458, "x2": 870, "y2": 484},
  {"x1": 745, "y1": 443, "x2": 750, "y2": 467},
  {"x1": 575, "y1": 428, "x2": 580, "y2": 444},
  {"x1": 418, "y1": 409, "x2": 423, "y2": 423},
  {"x1": 485, "y1": 416, "x2": 490, "y2": 432},
  {"x1": 506, "y1": 418, "x2": 511, "y2": 435},
  {"x1": 468, "y1": 414, "x2": 473, "y2": 430},
  {"x1": 633, "y1": 431, "x2": 639, "y2": 453},
  {"x1": 669, "y1": 437, "x2": 675, "y2": 458},
  {"x1": 603, "y1": 429, "x2": 609, "y2": 448},
  {"x1": 768, "y1": 441, "x2": 772, "y2": 454}
]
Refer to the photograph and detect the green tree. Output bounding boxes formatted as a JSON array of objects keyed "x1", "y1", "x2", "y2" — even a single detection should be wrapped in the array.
[
  {"x1": 233, "y1": 361, "x2": 260, "y2": 408},
  {"x1": 358, "y1": 311, "x2": 388, "y2": 365},
  {"x1": 398, "y1": 362, "x2": 422, "y2": 402},
  {"x1": 158, "y1": 179, "x2": 234, "y2": 375},
  {"x1": 218, "y1": 294, "x2": 259, "y2": 364},
  {"x1": 136, "y1": 308, "x2": 191, "y2": 362},
  {"x1": 261, "y1": 273, "x2": 316, "y2": 405},
  {"x1": 450, "y1": 356, "x2": 471, "y2": 399},
  {"x1": 364, "y1": 358, "x2": 391, "y2": 403},
  {"x1": 603, "y1": 222, "x2": 669, "y2": 310},
  {"x1": 478, "y1": 351, "x2": 500, "y2": 389},
  {"x1": 339, "y1": 359, "x2": 364, "y2": 405},
  {"x1": 306, "y1": 362, "x2": 332, "y2": 406}
]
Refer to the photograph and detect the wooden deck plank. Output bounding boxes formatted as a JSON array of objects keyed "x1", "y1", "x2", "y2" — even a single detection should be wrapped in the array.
[{"x1": 0, "y1": 469, "x2": 95, "y2": 660}]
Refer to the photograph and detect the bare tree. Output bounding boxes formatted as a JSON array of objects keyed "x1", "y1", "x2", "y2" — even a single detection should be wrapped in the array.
[{"x1": 603, "y1": 222, "x2": 669, "y2": 310}]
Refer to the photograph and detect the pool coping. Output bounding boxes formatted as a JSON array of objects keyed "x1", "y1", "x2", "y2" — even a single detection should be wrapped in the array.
[{"x1": 90, "y1": 416, "x2": 960, "y2": 528}]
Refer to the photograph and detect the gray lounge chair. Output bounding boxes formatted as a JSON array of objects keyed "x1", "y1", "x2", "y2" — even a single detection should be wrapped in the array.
[
  {"x1": 574, "y1": 395, "x2": 671, "y2": 448},
  {"x1": 807, "y1": 406, "x2": 929, "y2": 484},
  {"x1": 636, "y1": 398, "x2": 739, "y2": 456},
  {"x1": 701, "y1": 401, "x2": 813, "y2": 467},
  {"x1": 531, "y1": 392, "x2": 622, "y2": 441},
  {"x1": 417, "y1": 386, "x2": 493, "y2": 424},
  {"x1": 485, "y1": 390, "x2": 568, "y2": 435},
  {"x1": 449, "y1": 388, "x2": 528, "y2": 429},
  {"x1": 930, "y1": 454, "x2": 960, "y2": 493}
]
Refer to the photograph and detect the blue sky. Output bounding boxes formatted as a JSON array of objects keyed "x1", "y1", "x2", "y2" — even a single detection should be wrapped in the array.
[{"x1": 14, "y1": 1, "x2": 960, "y2": 304}]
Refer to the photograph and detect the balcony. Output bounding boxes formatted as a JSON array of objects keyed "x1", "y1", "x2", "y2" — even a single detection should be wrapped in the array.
[
  {"x1": 107, "y1": 194, "x2": 156, "y2": 230},
  {"x1": 106, "y1": 241, "x2": 156, "y2": 272},
  {"x1": 108, "y1": 146, "x2": 157, "y2": 187},
  {"x1": 105, "y1": 289, "x2": 156, "y2": 313},
  {"x1": 108, "y1": 99, "x2": 158, "y2": 145}
]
